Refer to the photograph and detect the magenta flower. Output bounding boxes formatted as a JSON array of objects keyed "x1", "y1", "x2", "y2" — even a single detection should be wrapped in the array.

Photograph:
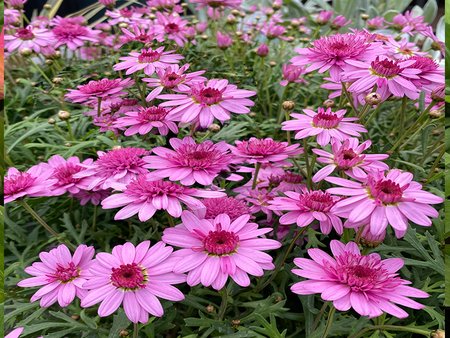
[
  {"x1": 81, "y1": 241, "x2": 185, "y2": 323},
  {"x1": 158, "y1": 79, "x2": 256, "y2": 128},
  {"x1": 155, "y1": 12, "x2": 190, "y2": 47},
  {"x1": 18, "y1": 244, "x2": 94, "y2": 307},
  {"x1": 162, "y1": 211, "x2": 281, "y2": 289},
  {"x1": 269, "y1": 189, "x2": 343, "y2": 235},
  {"x1": 121, "y1": 25, "x2": 163, "y2": 44},
  {"x1": 189, "y1": 0, "x2": 242, "y2": 9},
  {"x1": 235, "y1": 187, "x2": 281, "y2": 222},
  {"x1": 74, "y1": 147, "x2": 149, "y2": 191},
  {"x1": 256, "y1": 43, "x2": 269, "y2": 57},
  {"x1": 280, "y1": 64, "x2": 307, "y2": 87},
  {"x1": 105, "y1": 8, "x2": 144, "y2": 25},
  {"x1": 230, "y1": 138, "x2": 302, "y2": 165},
  {"x1": 65, "y1": 78, "x2": 133, "y2": 104},
  {"x1": 367, "y1": 16, "x2": 386, "y2": 30},
  {"x1": 5, "y1": 328, "x2": 27, "y2": 338},
  {"x1": 282, "y1": 108, "x2": 367, "y2": 147},
  {"x1": 101, "y1": 174, "x2": 225, "y2": 220},
  {"x1": 4, "y1": 164, "x2": 57, "y2": 204},
  {"x1": 114, "y1": 106, "x2": 178, "y2": 136},
  {"x1": 390, "y1": 11, "x2": 428, "y2": 35},
  {"x1": 197, "y1": 196, "x2": 251, "y2": 221},
  {"x1": 315, "y1": 10, "x2": 333, "y2": 24},
  {"x1": 4, "y1": 26, "x2": 53, "y2": 53},
  {"x1": 216, "y1": 31, "x2": 233, "y2": 49},
  {"x1": 312, "y1": 138, "x2": 389, "y2": 182},
  {"x1": 113, "y1": 47, "x2": 183, "y2": 76},
  {"x1": 52, "y1": 23, "x2": 99, "y2": 50},
  {"x1": 47, "y1": 155, "x2": 93, "y2": 195},
  {"x1": 327, "y1": 169, "x2": 444, "y2": 238},
  {"x1": 406, "y1": 55, "x2": 444, "y2": 91},
  {"x1": 291, "y1": 240, "x2": 429, "y2": 318},
  {"x1": 72, "y1": 189, "x2": 110, "y2": 206},
  {"x1": 144, "y1": 136, "x2": 234, "y2": 186}
]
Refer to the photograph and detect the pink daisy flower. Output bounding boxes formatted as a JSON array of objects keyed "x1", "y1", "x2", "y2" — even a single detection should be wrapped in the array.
[
  {"x1": 366, "y1": 17, "x2": 386, "y2": 30},
  {"x1": 18, "y1": 244, "x2": 95, "y2": 307},
  {"x1": 74, "y1": 147, "x2": 149, "y2": 191},
  {"x1": 113, "y1": 47, "x2": 183, "y2": 76},
  {"x1": 312, "y1": 138, "x2": 389, "y2": 182},
  {"x1": 4, "y1": 9, "x2": 22, "y2": 28},
  {"x1": 291, "y1": 240, "x2": 429, "y2": 318},
  {"x1": 81, "y1": 241, "x2": 185, "y2": 323},
  {"x1": 235, "y1": 187, "x2": 281, "y2": 222},
  {"x1": 326, "y1": 169, "x2": 444, "y2": 238},
  {"x1": 4, "y1": 26, "x2": 53, "y2": 53},
  {"x1": 52, "y1": 23, "x2": 99, "y2": 50},
  {"x1": 229, "y1": 138, "x2": 302, "y2": 165},
  {"x1": 406, "y1": 55, "x2": 444, "y2": 91},
  {"x1": 195, "y1": 196, "x2": 251, "y2": 221},
  {"x1": 269, "y1": 189, "x2": 343, "y2": 235},
  {"x1": 162, "y1": 211, "x2": 281, "y2": 289},
  {"x1": 121, "y1": 25, "x2": 164, "y2": 44},
  {"x1": 101, "y1": 174, "x2": 225, "y2": 220},
  {"x1": 4, "y1": 164, "x2": 57, "y2": 204},
  {"x1": 155, "y1": 12, "x2": 190, "y2": 47},
  {"x1": 65, "y1": 78, "x2": 133, "y2": 105},
  {"x1": 189, "y1": 0, "x2": 242, "y2": 9},
  {"x1": 216, "y1": 31, "x2": 233, "y2": 49},
  {"x1": 114, "y1": 106, "x2": 178, "y2": 136},
  {"x1": 4, "y1": 327, "x2": 32, "y2": 338},
  {"x1": 144, "y1": 136, "x2": 234, "y2": 186},
  {"x1": 280, "y1": 64, "x2": 307, "y2": 87},
  {"x1": 105, "y1": 8, "x2": 144, "y2": 25},
  {"x1": 71, "y1": 189, "x2": 110, "y2": 206},
  {"x1": 158, "y1": 79, "x2": 256, "y2": 128},
  {"x1": 282, "y1": 107, "x2": 367, "y2": 147},
  {"x1": 47, "y1": 155, "x2": 93, "y2": 195}
]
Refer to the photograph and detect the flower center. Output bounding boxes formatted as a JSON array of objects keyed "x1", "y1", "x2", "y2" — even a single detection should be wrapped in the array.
[
  {"x1": 4, "y1": 173, "x2": 36, "y2": 195},
  {"x1": 370, "y1": 58, "x2": 401, "y2": 78},
  {"x1": 237, "y1": 139, "x2": 286, "y2": 157},
  {"x1": 96, "y1": 148, "x2": 148, "y2": 175},
  {"x1": 297, "y1": 190, "x2": 334, "y2": 212},
  {"x1": 409, "y1": 56, "x2": 438, "y2": 72},
  {"x1": 335, "y1": 148, "x2": 362, "y2": 170},
  {"x1": 111, "y1": 263, "x2": 147, "y2": 290},
  {"x1": 312, "y1": 111, "x2": 342, "y2": 129},
  {"x1": 193, "y1": 87, "x2": 223, "y2": 105},
  {"x1": 16, "y1": 28, "x2": 35, "y2": 40},
  {"x1": 53, "y1": 24, "x2": 88, "y2": 40},
  {"x1": 203, "y1": 197, "x2": 250, "y2": 221},
  {"x1": 138, "y1": 49, "x2": 161, "y2": 63},
  {"x1": 204, "y1": 228, "x2": 239, "y2": 255},
  {"x1": 54, "y1": 163, "x2": 82, "y2": 185},
  {"x1": 369, "y1": 179, "x2": 403, "y2": 204},
  {"x1": 165, "y1": 23, "x2": 180, "y2": 34},
  {"x1": 161, "y1": 72, "x2": 183, "y2": 87},
  {"x1": 120, "y1": 8, "x2": 133, "y2": 18},
  {"x1": 137, "y1": 106, "x2": 169, "y2": 122},
  {"x1": 125, "y1": 176, "x2": 187, "y2": 199},
  {"x1": 53, "y1": 262, "x2": 80, "y2": 283},
  {"x1": 80, "y1": 79, "x2": 117, "y2": 94}
]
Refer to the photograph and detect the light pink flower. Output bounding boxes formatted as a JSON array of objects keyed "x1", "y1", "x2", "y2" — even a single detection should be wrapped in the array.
[
  {"x1": 326, "y1": 169, "x2": 444, "y2": 238},
  {"x1": 280, "y1": 64, "x2": 307, "y2": 86},
  {"x1": 52, "y1": 23, "x2": 99, "y2": 50},
  {"x1": 144, "y1": 136, "x2": 234, "y2": 186},
  {"x1": 6, "y1": 0, "x2": 27, "y2": 9},
  {"x1": 18, "y1": 244, "x2": 95, "y2": 307},
  {"x1": 196, "y1": 196, "x2": 251, "y2": 221},
  {"x1": 261, "y1": 22, "x2": 286, "y2": 39},
  {"x1": 282, "y1": 107, "x2": 367, "y2": 147},
  {"x1": 81, "y1": 241, "x2": 185, "y2": 323},
  {"x1": 162, "y1": 211, "x2": 281, "y2": 289},
  {"x1": 4, "y1": 26, "x2": 53, "y2": 53},
  {"x1": 65, "y1": 78, "x2": 133, "y2": 104},
  {"x1": 4, "y1": 164, "x2": 57, "y2": 203},
  {"x1": 71, "y1": 189, "x2": 110, "y2": 206},
  {"x1": 99, "y1": 0, "x2": 116, "y2": 7},
  {"x1": 4, "y1": 327, "x2": 38, "y2": 338},
  {"x1": 47, "y1": 155, "x2": 93, "y2": 195},
  {"x1": 189, "y1": 0, "x2": 242, "y2": 9},
  {"x1": 315, "y1": 10, "x2": 333, "y2": 24},
  {"x1": 113, "y1": 47, "x2": 183, "y2": 76},
  {"x1": 235, "y1": 187, "x2": 281, "y2": 222},
  {"x1": 269, "y1": 189, "x2": 343, "y2": 235},
  {"x1": 147, "y1": 0, "x2": 182, "y2": 12},
  {"x1": 330, "y1": 15, "x2": 351, "y2": 29},
  {"x1": 121, "y1": 25, "x2": 164, "y2": 44},
  {"x1": 291, "y1": 240, "x2": 429, "y2": 318},
  {"x1": 154, "y1": 12, "x2": 190, "y2": 47},
  {"x1": 312, "y1": 138, "x2": 389, "y2": 182},
  {"x1": 406, "y1": 55, "x2": 444, "y2": 91},
  {"x1": 105, "y1": 8, "x2": 144, "y2": 25},
  {"x1": 367, "y1": 17, "x2": 385, "y2": 30},
  {"x1": 390, "y1": 11, "x2": 428, "y2": 35},
  {"x1": 158, "y1": 79, "x2": 256, "y2": 128},
  {"x1": 216, "y1": 31, "x2": 233, "y2": 49},
  {"x1": 4, "y1": 9, "x2": 22, "y2": 27}
]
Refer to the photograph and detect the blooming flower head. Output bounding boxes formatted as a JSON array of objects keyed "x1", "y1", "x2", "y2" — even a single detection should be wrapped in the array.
[
  {"x1": 105, "y1": 8, "x2": 144, "y2": 25},
  {"x1": 326, "y1": 169, "x2": 444, "y2": 238},
  {"x1": 269, "y1": 189, "x2": 343, "y2": 235},
  {"x1": 4, "y1": 164, "x2": 57, "y2": 204},
  {"x1": 189, "y1": 0, "x2": 242, "y2": 10},
  {"x1": 162, "y1": 211, "x2": 281, "y2": 290},
  {"x1": 71, "y1": 189, "x2": 110, "y2": 206},
  {"x1": 81, "y1": 241, "x2": 185, "y2": 323},
  {"x1": 216, "y1": 31, "x2": 233, "y2": 49},
  {"x1": 315, "y1": 10, "x2": 333, "y2": 24},
  {"x1": 4, "y1": 8, "x2": 22, "y2": 27},
  {"x1": 144, "y1": 137, "x2": 234, "y2": 186},
  {"x1": 6, "y1": 0, "x2": 27, "y2": 9},
  {"x1": 99, "y1": 0, "x2": 116, "y2": 8},
  {"x1": 330, "y1": 15, "x2": 351, "y2": 29},
  {"x1": 366, "y1": 16, "x2": 385, "y2": 30},
  {"x1": 390, "y1": 11, "x2": 428, "y2": 35},
  {"x1": 385, "y1": 37, "x2": 426, "y2": 59},
  {"x1": 312, "y1": 138, "x2": 389, "y2": 182},
  {"x1": 235, "y1": 187, "x2": 281, "y2": 222},
  {"x1": 113, "y1": 47, "x2": 183, "y2": 76},
  {"x1": 282, "y1": 108, "x2": 367, "y2": 147},
  {"x1": 4, "y1": 26, "x2": 53, "y2": 53},
  {"x1": 158, "y1": 79, "x2": 256, "y2": 128},
  {"x1": 280, "y1": 64, "x2": 307, "y2": 86},
  {"x1": 406, "y1": 55, "x2": 444, "y2": 91},
  {"x1": 155, "y1": 12, "x2": 190, "y2": 47},
  {"x1": 52, "y1": 22, "x2": 99, "y2": 50},
  {"x1": 230, "y1": 138, "x2": 302, "y2": 165},
  {"x1": 18, "y1": 244, "x2": 95, "y2": 307},
  {"x1": 121, "y1": 25, "x2": 163, "y2": 44},
  {"x1": 197, "y1": 196, "x2": 251, "y2": 221},
  {"x1": 74, "y1": 147, "x2": 149, "y2": 191},
  {"x1": 65, "y1": 78, "x2": 133, "y2": 105},
  {"x1": 114, "y1": 105, "x2": 178, "y2": 136},
  {"x1": 147, "y1": 0, "x2": 182, "y2": 12},
  {"x1": 101, "y1": 174, "x2": 225, "y2": 220},
  {"x1": 291, "y1": 240, "x2": 429, "y2": 318}
]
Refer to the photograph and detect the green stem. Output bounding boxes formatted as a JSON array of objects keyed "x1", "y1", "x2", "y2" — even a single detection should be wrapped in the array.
[
  {"x1": 134, "y1": 73, "x2": 147, "y2": 107},
  {"x1": 312, "y1": 302, "x2": 328, "y2": 331},
  {"x1": 349, "y1": 325, "x2": 430, "y2": 338},
  {"x1": 303, "y1": 139, "x2": 311, "y2": 189},
  {"x1": 321, "y1": 305, "x2": 336, "y2": 338},
  {"x1": 166, "y1": 211, "x2": 175, "y2": 227},
  {"x1": 133, "y1": 322, "x2": 139, "y2": 338},
  {"x1": 97, "y1": 97, "x2": 102, "y2": 117},
  {"x1": 285, "y1": 110, "x2": 291, "y2": 144},
  {"x1": 341, "y1": 82, "x2": 358, "y2": 116},
  {"x1": 277, "y1": 85, "x2": 288, "y2": 124},
  {"x1": 218, "y1": 288, "x2": 228, "y2": 320},
  {"x1": 252, "y1": 163, "x2": 262, "y2": 190},
  {"x1": 92, "y1": 205, "x2": 98, "y2": 232},
  {"x1": 30, "y1": 58, "x2": 53, "y2": 86},
  {"x1": 65, "y1": 120, "x2": 75, "y2": 141},
  {"x1": 425, "y1": 144, "x2": 445, "y2": 182}
]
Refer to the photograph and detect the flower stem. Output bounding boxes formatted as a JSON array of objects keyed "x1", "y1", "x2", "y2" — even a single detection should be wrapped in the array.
[
  {"x1": 285, "y1": 110, "x2": 292, "y2": 145},
  {"x1": 312, "y1": 302, "x2": 328, "y2": 331},
  {"x1": 277, "y1": 85, "x2": 288, "y2": 124},
  {"x1": 321, "y1": 305, "x2": 336, "y2": 338},
  {"x1": 252, "y1": 163, "x2": 262, "y2": 190},
  {"x1": 349, "y1": 325, "x2": 430, "y2": 338},
  {"x1": 303, "y1": 139, "x2": 312, "y2": 189},
  {"x1": 166, "y1": 211, "x2": 175, "y2": 227},
  {"x1": 97, "y1": 97, "x2": 102, "y2": 117},
  {"x1": 218, "y1": 288, "x2": 228, "y2": 320},
  {"x1": 133, "y1": 323, "x2": 139, "y2": 338},
  {"x1": 92, "y1": 205, "x2": 98, "y2": 231},
  {"x1": 30, "y1": 58, "x2": 53, "y2": 86}
]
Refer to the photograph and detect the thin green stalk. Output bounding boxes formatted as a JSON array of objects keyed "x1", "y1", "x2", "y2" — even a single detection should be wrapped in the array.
[
  {"x1": 166, "y1": 211, "x2": 175, "y2": 227},
  {"x1": 285, "y1": 110, "x2": 291, "y2": 144},
  {"x1": 92, "y1": 205, "x2": 98, "y2": 232},
  {"x1": 133, "y1": 323, "x2": 139, "y2": 338},
  {"x1": 218, "y1": 288, "x2": 228, "y2": 320},
  {"x1": 349, "y1": 325, "x2": 430, "y2": 338},
  {"x1": 312, "y1": 302, "x2": 328, "y2": 331},
  {"x1": 321, "y1": 305, "x2": 336, "y2": 338},
  {"x1": 303, "y1": 139, "x2": 311, "y2": 189},
  {"x1": 277, "y1": 85, "x2": 288, "y2": 124},
  {"x1": 65, "y1": 121, "x2": 75, "y2": 141},
  {"x1": 341, "y1": 82, "x2": 358, "y2": 116},
  {"x1": 134, "y1": 73, "x2": 147, "y2": 107},
  {"x1": 252, "y1": 163, "x2": 262, "y2": 190},
  {"x1": 29, "y1": 58, "x2": 53, "y2": 86},
  {"x1": 425, "y1": 144, "x2": 445, "y2": 182}
]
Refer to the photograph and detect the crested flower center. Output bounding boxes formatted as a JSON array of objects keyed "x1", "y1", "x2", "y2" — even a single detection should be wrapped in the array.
[
  {"x1": 312, "y1": 34, "x2": 369, "y2": 61},
  {"x1": 165, "y1": 23, "x2": 180, "y2": 34},
  {"x1": 96, "y1": 148, "x2": 148, "y2": 175},
  {"x1": 370, "y1": 58, "x2": 401, "y2": 78},
  {"x1": 111, "y1": 263, "x2": 147, "y2": 290},
  {"x1": 137, "y1": 106, "x2": 169, "y2": 122},
  {"x1": 138, "y1": 49, "x2": 162, "y2": 63},
  {"x1": 297, "y1": 190, "x2": 334, "y2": 212},
  {"x1": 409, "y1": 55, "x2": 438, "y2": 72},
  {"x1": 54, "y1": 163, "x2": 83, "y2": 185},
  {"x1": 16, "y1": 28, "x2": 35, "y2": 40},
  {"x1": 312, "y1": 110, "x2": 342, "y2": 129},
  {"x1": 369, "y1": 179, "x2": 404, "y2": 205},
  {"x1": 53, "y1": 262, "x2": 80, "y2": 283},
  {"x1": 125, "y1": 176, "x2": 187, "y2": 199},
  {"x1": 4, "y1": 172, "x2": 36, "y2": 195},
  {"x1": 334, "y1": 148, "x2": 363, "y2": 170},
  {"x1": 203, "y1": 197, "x2": 250, "y2": 221},
  {"x1": 193, "y1": 87, "x2": 223, "y2": 105},
  {"x1": 282, "y1": 172, "x2": 303, "y2": 184},
  {"x1": 80, "y1": 79, "x2": 118, "y2": 94},
  {"x1": 119, "y1": 8, "x2": 133, "y2": 18},
  {"x1": 236, "y1": 139, "x2": 286, "y2": 157},
  {"x1": 175, "y1": 142, "x2": 225, "y2": 170},
  {"x1": 53, "y1": 24, "x2": 88, "y2": 40},
  {"x1": 204, "y1": 227, "x2": 239, "y2": 255},
  {"x1": 161, "y1": 72, "x2": 184, "y2": 87}
]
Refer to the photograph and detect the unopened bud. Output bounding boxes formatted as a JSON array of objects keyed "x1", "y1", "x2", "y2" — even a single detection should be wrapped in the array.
[
  {"x1": 104, "y1": 71, "x2": 112, "y2": 77},
  {"x1": 37, "y1": 155, "x2": 45, "y2": 161},
  {"x1": 323, "y1": 99, "x2": 335, "y2": 108},
  {"x1": 239, "y1": 11, "x2": 246, "y2": 18},
  {"x1": 118, "y1": 22, "x2": 128, "y2": 28},
  {"x1": 119, "y1": 330, "x2": 129, "y2": 337},
  {"x1": 231, "y1": 319, "x2": 241, "y2": 326},
  {"x1": 48, "y1": 118, "x2": 56, "y2": 125},
  {"x1": 282, "y1": 101, "x2": 295, "y2": 111},
  {"x1": 112, "y1": 145, "x2": 123, "y2": 150},
  {"x1": 231, "y1": 9, "x2": 240, "y2": 16},
  {"x1": 249, "y1": 112, "x2": 257, "y2": 117},
  {"x1": 365, "y1": 92, "x2": 382, "y2": 105},
  {"x1": 299, "y1": 37, "x2": 310, "y2": 43},
  {"x1": 236, "y1": 31, "x2": 243, "y2": 37},
  {"x1": 58, "y1": 110, "x2": 71, "y2": 120},
  {"x1": 431, "y1": 84, "x2": 444, "y2": 102},
  {"x1": 65, "y1": 142, "x2": 72, "y2": 147},
  {"x1": 431, "y1": 41, "x2": 442, "y2": 51},
  {"x1": 360, "y1": 13, "x2": 369, "y2": 20},
  {"x1": 269, "y1": 61, "x2": 277, "y2": 67},
  {"x1": 275, "y1": 295, "x2": 283, "y2": 302},
  {"x1": 206, "y1": 305, "x2": 215, "y2": 313},
  {"x1": 430, "y1": 329, "x2": 445, "y2": 338},
  {"x1": 71, "y1": 315, "x2": 80, "y2": 320},
  {"x1": 201, "y1": 34, "x2": 208, "y2": 40},
  {"x1": 429, "y1": 110, "x2": 442, "y2": 119},
  {"x1": 45, "y1": 59, "x2": 53, "y2": 65},
  {"x1": 208, "y1": 123, "x2": 221, "y2": 132},
  {"x1": 286, "y1": 36, "x2": 295, "y2": 42},
  {"x1": 52, "y1": 77, "x2": 63, "y2": 84},
  {"x1": 54, "y1": 51, "x2": 62, "y2": 59},
  {"x1": 44, "y1": 4, "x2": 52, "y2": 10},
  {"x1": 148, "y1": 13, "x2": 156, "y2": 20},
  {"x1": 272, "y1": 3, "x2": 282, "y2": 10},
  {"x1": 20, "y1": 48, "x2": 33, "y2": 57}
]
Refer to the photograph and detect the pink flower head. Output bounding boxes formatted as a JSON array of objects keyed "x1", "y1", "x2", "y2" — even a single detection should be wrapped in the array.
[
  {"x1": 81, "y1": 241, "x2": 185, "y2": 323},
  {"x1": 196, "y1": 22, "x2": 208, "y2": 33},
  {"x1": 291, "y1": 32, "x2": 383, "y2": 81},
  {"x1": 113, "y1": 47, "x2": 183, "y2": 76},
  {"x1": 143, "y1": 64, "x2": 206, "y2": 102},
  {"x1": 326, "y1": 169, "x2": 444, "y2": 238},
  {"x1": 121, "y1": 25, "x2": 163, "y2": 44},
  {"x1": 189, "y1": 0, "x2": 242, "y2": 9},
  {"x1": 101, "y1": 174, "x2": 225, "y2": 220},
  {"x1": 291, "y1": 240, "x2": 429, "y2": 318},
  {"x1": 406, "y1": 55, "x2": 444, "y2": 91},
  {"x1": 235, "y1": 187, "x2": 281, "y2": 222},
  {"x1": 280, "y1": 64, "x2": 307, "y2": 86},
  {"x1": 269, "y1": 189, "x2": 343, "y2": 235},
  {"x1": 158, "y1": 79, "x2": 256, "y2": 128},
  {"x1": 144, "y1": 136, "x2": 234, "y2": 186},
  {"x1": 155, "y1": 12, "x2": 190, "y2": 47},
  {"x1": 4, "y1": 9, "x2": 22, "y2": 27},
  {"x1": 147, "y1": 0, "x2": 182, "y2": 12},
  {"x1": 216, "y1": 31, "x2": 233, "y2": 49},
  {"x1": 4, "y1": 164, "x2": 57, "y2": 203},
  {"x1": 312, "y1": 138, "x2": 389, "y2": 182},
  {"x1": 346, "y1": 56, "x2": 422, "y2": 100},
  {"x1": 367, "y1": 16, "x2": 385, "y2": 30},
  {"x1": 385, "y1": 37, "x2": 425, "y2": 59},
  {"x1": 65, "y1": 78, "x2": 133, "y2": 104},
  {"x1": 330, "y1": 15, "x2": 351, "y2": 29},
  {"x1": 4, "y1": 26, "x2": 53, "y2": 53},
  {"x1": 196, "y1": 196, "x2": 251, "y2": 221},
  {"x1": 6, "y1": 0, "x2": 27, "y2": 8},
  {"x1": 74, "y1": 147, "x2": 149, "y2": 191},
  {"x1": 315, "y1": 10, "x2": 333, "y2": 24},
  {"x1": 262, "y1": 22, "x2": 286, "y2": 39},
  {"x1": 230, "y1": 138, "x2": 302, "y2": 165},
  {"x1": 18, "y1": 244, "x2": 95, "y2": 307},
  {"x1": 282, "y1": 107, "x2": 367, "y2": 147},
  {"x1": 99, "y1": 0, "x2": 116, "y2": 8},
  {"x1": 390, "y1": 11, "x2": 428, "y2": 35},
  {"x1": 52, "y1": 23, "x2": 99, "y2": 50},
  {"x1": 162, "y1": 211, "x2": 281, "y2": 289},
  {"x1": 105, "y1": 8, "x2": 144, "y2": 25},
  {"x1": 71, "y1": 189, "x2": 110, "y2": 206},
  {"x1": 256, "y1": 43, "x2": 269, "y2": 57}
]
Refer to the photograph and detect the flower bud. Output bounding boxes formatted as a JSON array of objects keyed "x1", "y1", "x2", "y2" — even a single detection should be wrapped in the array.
[
  {"x1": 360, "y1": 13, "x2": 369, "y2": 20},
  {"x1": 269, "y1": 61, "x2": 277, "y2": 67},
  {"x1": 431, "y1": 41, "x2": 442, "y2": 51},
  {"x1": 231, "y1": 9, "x2": 240, "y2": 16},
  {"x1": 71, "y1": 315, "x2": 80, "y2": 320},
  {"x1": 272, "y1": 2, "x2": 282, "y2": 10},
  {"x1": 112, "y1": 145, "x2": 123, "y2": 150},
  {"x1": 282, "y1": 101, "x2": 295, "y2": 111},
  {"x1": 430, "y1": 330, "x2": 445, "y2": 338},
  {"x1": 201, "y1": 34, "x2": 208, "y2": 40},
  {"x1": 52, "y1": 77, "x2": 63, "y2": 84},
  {"x1": 256, "y1": 44, "x2": 269, "y2": 57},
  {"x1": 231, "y1": 319, "x2": 241, "y2": 327},
  {"x1": 58, "y1": 110, "x2": 71, "y2": 120},
  {"x1": 249, "y1": 112, "x2": 257, "y2": 117},
  {"x1": 323, "y1": 99, "x2": 335, "y2": 108},
  {"x1": 48, "y1": 118, "x2": 56, "y2": 125},
  {"x1": 20, "y1": 48, "x2": 33, "y2": 57},
  {"x1": 365, "y1": 92, "x2": 382, "y2": 105},
  {"x1": 208, "y1": 123, "x2": 221, "y2": 132},
  {"x1": 119, "y1": 330, "x2": 129, "y2": 337},
  {"x1": 206, "y1": 305, "x2": 215, "y2": 313},
  {"x1": 118, "y1": 22, "x2": 128, "y2": 28},
  {"x1": 65, "y1": 142, "x2": 72, "y2": 147},
  {"x1": 429, "y1": 110, "x2": 442, "y2": 119},
  {"x1": 431, "y1": 84, "x2": 444, "y2": 102},
  {"x1": 149, "y1": 13, "x2": 156, "y2": 19},
  {"x1": 44, "y1": 4, "x2": 52, "y2": 10},
  {"x1": 360, "y1": 226, "x2": 385, "y2": 248},
  {"x1": 45, "y1": 59, "x2": 53, "y2": 65}
]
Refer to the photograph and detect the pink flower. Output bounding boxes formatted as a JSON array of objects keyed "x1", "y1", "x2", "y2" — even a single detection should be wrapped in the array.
[
  {"x1": 196, "y1": 22, "x2": 208, "y2": 33},
  {"x1": 121, "y1": 25, "x2": 164, "y2": 44},
  {"x1": 158, "y1": 79, "x2": 256, "y2": 128},
  {"x1": 406, "y1": 55, "x2": 444, "y2": 91},
  {"x1": 81, "y1": 241, "x2": 185, "y2": 323},
  {"x1": 216, "y1": 31, "x2": 233, "y2": 49},
  {"x1": 105, "y1": 8, "x2": 144, "y2": 25},
  {"x1": 155, "y1": 12, "x2": 190, "y2": 47},
  {"x1": 113, "y1": 47, "x2": 183, "y2": 76},
  {"x1": 367, "y1": 17, "x2": 385, "y2": 30},
  {"x1": 315, "y1": 10, "x2": 333, "y2": 24},
  {"x1": 262, "y1": 23, "x2": 286, "y2": 39},
  {"x1": 230, "y1": 138, "x2": 302, "y2": 165},
  {"x1": 256, "y1": 43, "x2": 269, "y2": 57},
  {"x1": 4, "y1": 327, "x2": 38, "y2": 338},
  {"x1": 18, "y1": 244, "x2": 95, "y2": 307},
  {"x1": 162, "y1": 211, "x2": 281, "y2": 289},
  {"x1": 312, "y1": 138, "x2": 389, "y2": 182},
  {"x1": 52, "y1": 23, "x2": 99, "y2": 50},
  {"x1": 269, "y1": 189, "x2": 343, "y2": 235},
  {"x1": 330, "y1": 15, "x2": 351, "y2": 29},
  {"x1": 197, "y1": 196, "x2": 251, "y2": 221},
  {"x1": 235, "y1": 187, "x2": 281, "y2": 222},
  {"x1": 47, "y1": 155, "x2": 93, "y2": 195},
  {"x1": 282, "y1": 108, "x2": 367, "y2": 147},
  {"x1": 4, "y1": 9, "x2": 22, "y2": 27},
  {"x1": 189, "y1": 0, "x2": 242, "y2": 9},
  {"x1": 71, "y1": 189, "x2": 110, "y2": 206},
  {"x1": 326, "y1": 169, "x2": 444, "y2": 238},
  {"x1": 390, "y1": 11, "x2": 428, "y2": 35},
  {"x1": 99, "y1": 0, "x2": 116, "y2": 7},
  {"x1": 74, "y1": 147, "x2": 149, "y2": 191},
  {"x1": 65, "y1": 78, "x2": 133, "y2": 104},
  {"x1": 101, "y1": 174, "x2": 225, "y2": 220},
  {"x1": 4, "y1": 164, "x2": 57, "y2": 203},
  {"x1": 114, "y1": 106, "x2": 178, "y2": 136},
  {"x1": 280, "y1": 64, "x2": 307, "y2": 86},
  {"x1": 290, "y1": 33, "x2": 383, "y2": 81},
  {"x1": 6, "y1": 0, "x2": 27, "y2": 9},
  {"x1": 4, "y1": 26, "x2": 53, "y2": 53},
  {"x1": 147, "y1": 0, "x2": 182, "y2": 12},
  {"x1": 291, "y1": 240, "x2": 429, "y2": 318},
  {"x1": 144, "y1": 136, "x2": 234, "y2": 186}
]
